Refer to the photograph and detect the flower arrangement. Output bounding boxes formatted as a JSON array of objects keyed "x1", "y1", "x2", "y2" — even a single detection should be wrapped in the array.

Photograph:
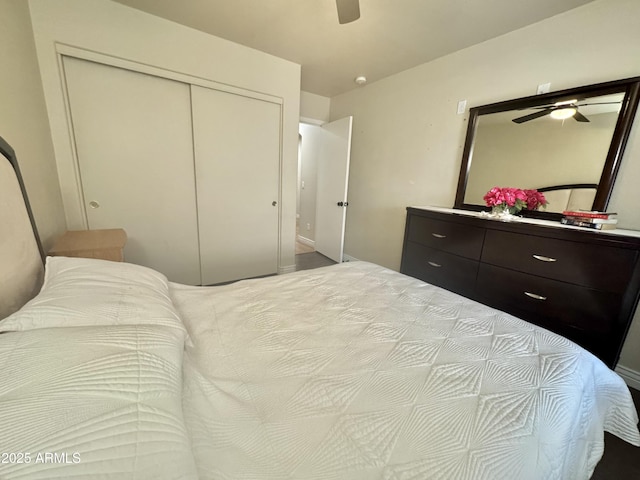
[{"x1": 483, "y1": 187, "x2": 547, "y2": 216}]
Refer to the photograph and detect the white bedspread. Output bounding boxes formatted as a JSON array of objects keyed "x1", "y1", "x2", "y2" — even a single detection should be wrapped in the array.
[
  {"x1": 172, "y1": 261, "x2": 640, "y2": 480},
  {"x1": 0, "y1": 325, "x2": 198, "y2": 479}
]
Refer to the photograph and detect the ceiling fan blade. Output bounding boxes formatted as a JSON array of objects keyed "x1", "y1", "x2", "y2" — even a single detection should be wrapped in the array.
[
  {"x1": 573, "y1": 111, "x2": 590, "y2": 122},
  {"x1": 336, "y1": 0, "x2": 360, "y2": 24},
  {"x1": 576, "y1": 102, "x2": 620, "y2": 107},
  {"x1": 512, "y1": 108, "x2": 552, "y2": 124}
]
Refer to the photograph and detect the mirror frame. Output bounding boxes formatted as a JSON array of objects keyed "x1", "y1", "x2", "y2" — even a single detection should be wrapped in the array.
[{"x1": 454, "y1": 76, "x2": 640, "y2": 220}]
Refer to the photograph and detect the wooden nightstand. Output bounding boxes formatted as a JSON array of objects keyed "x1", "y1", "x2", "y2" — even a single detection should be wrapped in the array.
[{"x1": 49, "y1": 229, "x2": 127, "y2": 262}]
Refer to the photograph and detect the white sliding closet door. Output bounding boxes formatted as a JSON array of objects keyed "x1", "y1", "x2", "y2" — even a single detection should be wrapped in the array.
[
  {"x1": 191, "y1": 85, "x2": 280, "y2": 285},
  {"x1": 63, "y1": 56, "x2": 201, "y2": 284}
]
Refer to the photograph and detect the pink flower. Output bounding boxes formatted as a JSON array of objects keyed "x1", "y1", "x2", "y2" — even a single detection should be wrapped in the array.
[
  {"x1": 484, "y1": 187, "x2": 546, "y2": 212},
  {"x1": 483, "y1": 187, "x2": 505, "y2": 207},
  {"x1": 524, "y1": 189, "x2": 548, "y2": 210}
]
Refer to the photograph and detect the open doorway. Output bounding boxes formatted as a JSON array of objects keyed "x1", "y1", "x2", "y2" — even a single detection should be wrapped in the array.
[
  {"x1": 296, "y1": 123, "x2": 331, "y2": 271},
  {"x1": 297, "y1": 123, "x2": 321, "y2": 254},
  {"x1": 296, "y1": 117, "x2": 353, "y2": 270}
]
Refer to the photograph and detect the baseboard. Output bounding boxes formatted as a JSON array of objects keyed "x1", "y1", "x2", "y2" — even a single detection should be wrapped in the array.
[
  {"x1": 615, "y1": 364, "x2": 640, "y2": 391},
  {"x1": 278, "y1": 264, "x2": 296, "y2": 275},
  {"x1": 297, "y1": 235, "x2": 315, "y2": 247},
  {"x1": 343, "y1": 254, "x2": 359, "y2": 262}
]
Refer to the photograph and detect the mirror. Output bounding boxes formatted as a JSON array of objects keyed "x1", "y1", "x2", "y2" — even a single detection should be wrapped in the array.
[{"x1": 454, "y1": 77, "x2": 640, "y2": 219}]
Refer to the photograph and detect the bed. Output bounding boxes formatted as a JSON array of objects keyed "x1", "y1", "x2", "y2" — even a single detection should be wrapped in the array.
[{"x1": 1, "y1": 136, "x2": 639, "y2": 479}]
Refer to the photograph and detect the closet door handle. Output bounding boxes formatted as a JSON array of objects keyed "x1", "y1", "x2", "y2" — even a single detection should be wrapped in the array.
[
  {"x1": 427, "y1": 261, "x2": 442, "y2": 268},
  {"x1": 431, "y1": 233, "x2": 446, "y2": 239},
  {"x1": 89, "y1": 201, "x2": 100, "y2": 209},
  {"x1": 533, "y1": 254, "x2": 557, "y2": 262},
  {"x1": 524, "y1": 291, "x2": 547, "y2": 301}
]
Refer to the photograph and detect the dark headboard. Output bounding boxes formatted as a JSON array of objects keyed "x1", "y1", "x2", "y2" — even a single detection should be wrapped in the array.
[
  {"x1": 537, "y1": 183, "x2": 598, "y2": 212},
  {"x1": 0, "y1": 136, "x2": 45, "y2": 318}
]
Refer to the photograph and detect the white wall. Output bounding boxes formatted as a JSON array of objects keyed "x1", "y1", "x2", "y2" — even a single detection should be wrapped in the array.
[
  {"x1": 0, "y1": 0, "x2": 66, "y2": 251},
  {"x1": 300, "y1": 91, "x2": 331, "y2": 124},
  {"x1": 330, "y1": 0, "x2": 640, "y2": 371},
  {"x1": 28, "y1": 0, "x2": 301, "y2": 271},
  {"x1": 298, "y1": 124, "x2": 324, "y2": 242}
]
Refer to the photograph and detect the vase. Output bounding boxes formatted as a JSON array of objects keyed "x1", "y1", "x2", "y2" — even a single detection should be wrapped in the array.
[{"x1": 490, "y1": 204, "x2": 520, "y2": 220}]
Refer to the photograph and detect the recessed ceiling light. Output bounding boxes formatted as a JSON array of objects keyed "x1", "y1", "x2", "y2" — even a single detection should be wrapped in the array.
[{"x1": 354, "y1": 76, "x2": 367, "y2": 85}]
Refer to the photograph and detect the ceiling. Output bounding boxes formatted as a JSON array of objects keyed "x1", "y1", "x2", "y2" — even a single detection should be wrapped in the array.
[{"x1": 113, "y1": 0, "x2": 597, "y2": 98}]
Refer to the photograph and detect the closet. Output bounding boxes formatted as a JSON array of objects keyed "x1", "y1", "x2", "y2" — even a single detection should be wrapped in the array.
[
  {"x1": 191, "y1": 86, "x2": 280, "y2": 285},
  {"x1": 63, "y1": 56, "x2": 281, "y2": 285}
]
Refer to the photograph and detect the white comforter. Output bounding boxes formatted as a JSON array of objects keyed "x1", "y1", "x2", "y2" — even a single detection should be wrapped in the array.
[
  {"x1": 0, "y1": 325, "x2": 198, "y2": 480},
  {"x1": 172, "y1": 261, "x2": 640, "y2": 480},
  {"x1": 0, "y1": 257, "x2": 198, "y2": 480},
  {"x1": 1, "y1": 258, "x2": 637, "y2": 479}
]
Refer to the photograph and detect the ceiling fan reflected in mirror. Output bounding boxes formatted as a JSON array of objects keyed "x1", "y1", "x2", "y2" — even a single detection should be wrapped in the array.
[
  {"x1": 511, "y1": 99, "x2": 621, "y2": 124},
  {"x1": 336, "y1": 0, "x2": 360, "y2": 24}
]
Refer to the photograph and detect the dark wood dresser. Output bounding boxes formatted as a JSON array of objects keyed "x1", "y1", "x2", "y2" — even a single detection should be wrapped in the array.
[{"x1": 400, "y1": 207, "x2": 640, "y2": 368}]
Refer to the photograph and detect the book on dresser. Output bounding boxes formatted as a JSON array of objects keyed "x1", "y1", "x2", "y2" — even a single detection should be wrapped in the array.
[
  {"x1": 560, "y1": 217, "x2": 618, "y2": 230},
  {"x1": 561, "y1": 210, "x2": 618, "y2": 230},
  {"x1": 562, "y1": 210, "x2": 617, "y2": 219}
]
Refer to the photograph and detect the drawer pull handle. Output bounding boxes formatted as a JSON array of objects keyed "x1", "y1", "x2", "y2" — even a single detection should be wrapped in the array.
[
  {"x1": 427, "y1": 261, "x2": 442, "y2": 268},
  {"x1": 532, "y1": 254, "x2": 557, "y2": 263},
  {"x1": 431, "y1": 233, "x2": 447, "y2": 239},
  {"x1": 524, "y1": 291, "x2": 547, "y2": 301}
]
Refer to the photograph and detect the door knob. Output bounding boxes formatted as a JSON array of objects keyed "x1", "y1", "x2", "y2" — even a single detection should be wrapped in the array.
[
  {"x1": 272, "y1": 201, "x2": 277, "y2": 206},
  {"x1": 89, "y1": 201, "x2": 100, "y2": 209}
]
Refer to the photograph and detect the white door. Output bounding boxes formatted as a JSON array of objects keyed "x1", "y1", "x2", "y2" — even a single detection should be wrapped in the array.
[
  {"x1": 191, "y1": 85, "x2": 281, "y2": 285},
  {"x1": 63, "y1": 56, "x2": 201, "y2": 284},
  {"x1": 315, "y1": 116, "x2": 353, "y2": 263}
]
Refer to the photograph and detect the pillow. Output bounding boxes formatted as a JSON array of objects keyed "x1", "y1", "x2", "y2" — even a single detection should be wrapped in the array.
[
  {"x1": 0, "y1": 324, "x2": 198, "y2": 479},
  {"x1": 0, "y1": 256, "x2": 187, "y2": 337}
]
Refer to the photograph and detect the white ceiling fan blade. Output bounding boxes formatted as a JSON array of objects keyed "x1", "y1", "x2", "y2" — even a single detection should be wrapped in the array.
[{"x1": 336, "y1": 0, "x2": 360, "y2": 24}]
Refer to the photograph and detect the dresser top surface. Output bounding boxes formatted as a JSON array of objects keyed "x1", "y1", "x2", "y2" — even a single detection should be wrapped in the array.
[{"x1": 411, "y1": 206, "x2": 640, "y2": 239}]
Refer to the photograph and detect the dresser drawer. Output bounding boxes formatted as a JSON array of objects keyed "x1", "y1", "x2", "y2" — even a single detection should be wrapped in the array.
[
  {"x1": 402, "y1": 241, "x2": 478, "y2": 296},
  {"x1": 481, "y1": 230, "x2": 637, "y2": 293},
  {"x1": 476, "y1": 264, "x2": 621, "y2": 334},
  {"x1": 407, "y1": 215, "x2": 485, "y2": 260}
]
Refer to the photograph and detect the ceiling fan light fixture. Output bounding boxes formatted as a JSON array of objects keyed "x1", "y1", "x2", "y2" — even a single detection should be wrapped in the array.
[
  {"x1": 555, "y1": 99, "x2": 578, "y2": 106},
  {"x1": 550, "y1": 107, "x2": 577, "y2": 120}
]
